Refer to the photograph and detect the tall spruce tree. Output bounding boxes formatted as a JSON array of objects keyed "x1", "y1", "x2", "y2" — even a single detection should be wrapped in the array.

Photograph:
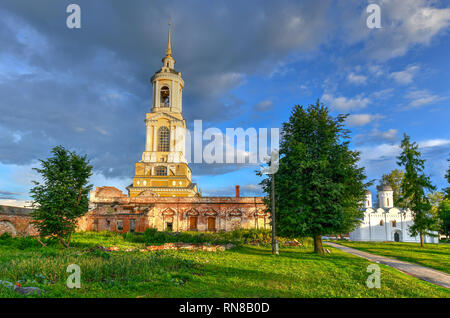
[
  {"x1": 31, "y1": 146, "x2": 93, "y2": 248},
  {"x1": 439, "y1": 155, "x2": 450, "y2": 238},
  {"x1": 259, "y1": 101, "x2": 368, "y2": 254},
  {"x1": 397, "y1": 134, "x2": 437, "y2": 247},
  {"x1": 444, "y1": 154, "x2": 450, "y2": 199}
]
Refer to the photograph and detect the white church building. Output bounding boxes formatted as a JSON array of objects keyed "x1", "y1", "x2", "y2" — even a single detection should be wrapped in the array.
[{"x1": 349, "y1": 185, "x2": 439, "y2": 243}]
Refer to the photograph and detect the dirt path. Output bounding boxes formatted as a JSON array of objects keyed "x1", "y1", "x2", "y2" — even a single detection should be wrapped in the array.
[{"x1": 325, "y1": 242, "x2": 450, "y2": 289}]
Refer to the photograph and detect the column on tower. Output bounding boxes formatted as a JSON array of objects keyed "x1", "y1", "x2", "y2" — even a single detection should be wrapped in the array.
[
  {"x1": 170, "y1": 124, "x2": 175, "y2": 152},
  {"x1": 173, "y1": 125, "x2": 178, "y2": 152},
  {"x1": 145, "y1": 121, "x2": 152, "y2": 152},
  {"x1": 153, "y1": 125, "x2": 157, "y2": 151},
  {"x1": 155, "y1": 81, "x2": 159, "y2": 108},
  {"x1": 153, "y1": 81, "x2": 156, "y2": 107},
  {"x1": 171, "y1": 80, "x2": 174, "y2": 111},
  {"x1": 179, "y1": 88, "x2": 182, "y2": 112}
]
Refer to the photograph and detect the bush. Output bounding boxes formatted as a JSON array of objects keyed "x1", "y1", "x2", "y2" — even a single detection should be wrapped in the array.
[
  {"x1": 0, "y1": 229, "x2": 313, "y2": 250},
  {"x1": 124, "y1": 228, "x2": 309, "y2": 247},
  {"x1": 15, "y1": 237, "x2": 40, "y2": 250},
  {"x1": 0, "y1": 232, "x2": 12, "y2": 240},
  {"x1": 0, "y1": 234, "x2": 40, "y2": 249}
]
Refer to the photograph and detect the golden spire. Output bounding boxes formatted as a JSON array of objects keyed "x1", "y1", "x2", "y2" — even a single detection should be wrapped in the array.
[{"x1": 166, "y1": 22, "x2": 172, "y2": 57}]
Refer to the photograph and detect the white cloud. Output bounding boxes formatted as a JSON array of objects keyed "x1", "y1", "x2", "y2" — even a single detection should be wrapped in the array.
[
  {"x1": 347, "y1": 72, "x2": 367, "y2": 85},
  {"x1": 372, "y1": 88, "x2": 394, "y2": 100},
  {"x1": 194, "y1": 72, "x2": 246, "y2": 98},
  {"x1": 399, "y1": 2, "x2": 450, "y2": 45},
  {"x1": 89, "y1": 173, "x2": 131, "y2": 194},
  {"x1": 359, "y1": 143, "x2": 400, "y2": 164},
  {"x1": 346, "y1": 114, "x2": 384, "y2": 127},
  {"x1": 0, "y1": 199, "x2": 32, "y2": 208},
  {"x1": 419, "y1": 139, "x2": 450, "y2": 148},
  {"x1": 253, "y1": 100, "x2": 274, "y2": 112},
  {"x1": 368, "y1": 65, "x2": 384, "y2": 77},
  {"x1": 358, "y1": 138, "x2": 450, "y2": 188},
  {"x1": 389, "y1": 65, "x2": 420, "y2": 84},
  {"x1": 405, "y1": 89, "x2": 444, "y2": 108},
  {"x1": 201, "y1": 183, "x2": 263, "y2": 196},
  {"x1": 322, "y1": 93, "x2": 370, "y2": 111},
  {"x1": 340, "y1": 0, "x2": 450, "y2": 61},
  {"x1": 370, "y1": 129, "x2": 398, "y2": 141}
]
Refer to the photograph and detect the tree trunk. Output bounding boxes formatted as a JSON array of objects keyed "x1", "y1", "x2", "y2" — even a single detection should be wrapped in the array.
[
  {"x1": 36, "y1": 237, "x2": 47, "y2": 247},
  {"x1": 67, "y1": 231, "x2": 73, "y2": 247},
  {"x1": 420, "y1": 232, "x2": 424, "y2": 248},
  {"x1": 313, "y1": 235, "x2": 324, "y2": 254},
  {"x1": 271, "y1": 174, "x2": 279, "y2": 255},
  {"x1": 59, "y1": 237, "x2": 69, "y2": 248}
]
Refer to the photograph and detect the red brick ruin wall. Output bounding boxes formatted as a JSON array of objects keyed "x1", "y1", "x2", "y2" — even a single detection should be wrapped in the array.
[
  {"x1": 0, "y1": 187, "x2": 269, "y2": 236},
  {"x1": 0, "y1": 206, "x2": 38, "y2": 237},
  {"x1": 84, "y1": 187, "x2": 270, "y2": 233}
]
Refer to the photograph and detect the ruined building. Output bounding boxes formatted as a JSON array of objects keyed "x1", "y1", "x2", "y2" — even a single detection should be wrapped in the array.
[
  {"x1": 80, "y1": 25, "x2": 268, "y2": 233},
  {"x1": 0, "y1": 25, "x2": 268, "y2": 238}
]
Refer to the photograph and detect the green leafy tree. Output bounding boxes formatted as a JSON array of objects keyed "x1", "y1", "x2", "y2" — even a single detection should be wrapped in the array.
[
  {"x1": 428, "y1": 191, "x2": 444, "y2": 215},
  {"x1": 397, "y1": 134, "x2": 437, "y2": 247},
  {"x1": 259, "y1": 101, "x2": 368, "y2": 254},
  {"x1": 31, "y1": 146, "x2": 93, "y2": 248},
  {"x1": 444, "y1": 154, "x2": 450, "y2": 199},
  {"x1": 376, "y1": 169, "x2": 407, "y2": 208},
  {"x1": 439, "y1": 157, "x2": 450, "y2": 238},
  {"x1": 438, "y1": 199, "x2": 450, "y2": 238}
]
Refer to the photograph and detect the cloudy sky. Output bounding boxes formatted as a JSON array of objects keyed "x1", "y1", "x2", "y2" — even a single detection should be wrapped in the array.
[{"x1": 0, "y1": 0, "x2": 449, "y2": 205}]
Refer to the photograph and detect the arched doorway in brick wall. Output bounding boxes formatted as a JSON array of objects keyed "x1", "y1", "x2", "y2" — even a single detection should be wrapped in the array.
[
  {"x1": 0, "y1": 220, "x2": 17, "y2": 237},
  {"x1": 162, "y1": 208, "x2": 176, "y2": 232}
]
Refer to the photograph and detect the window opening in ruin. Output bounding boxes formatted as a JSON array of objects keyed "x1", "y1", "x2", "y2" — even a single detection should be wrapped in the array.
[
  {"x1": 207, "y1": 217, "x2": 216, "y2": 232},
  {"x1": 189, "y1": 216, "x2": 198, "y2": 231}
]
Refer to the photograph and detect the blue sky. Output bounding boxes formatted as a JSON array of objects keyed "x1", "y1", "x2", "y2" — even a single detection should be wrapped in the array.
[{"x1": 0, "y1": 0, "x2": 449, "y2": 206}]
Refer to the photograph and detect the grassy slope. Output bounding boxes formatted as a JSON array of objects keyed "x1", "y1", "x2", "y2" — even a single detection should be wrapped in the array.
[
  {"x1": 0, "y1": 233, "x2": 448, "y2": 298},
  {"x1": 334, "y1": 241, "x2": 450, "y2": 274}
]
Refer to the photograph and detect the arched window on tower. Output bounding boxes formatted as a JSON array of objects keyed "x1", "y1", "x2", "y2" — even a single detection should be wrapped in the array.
[
  {"x1": 155, "y1": 166, "x2": 167, "y2": 176},
  {"x1": 158, "y1": 127, "x2": 170, "y2": 152},
  {"x1": 160, "y1": 86, "x2": 170, "y2": 107},
  {"x1": 387, "y1": 198, "x2": 389, "y2": 206}
]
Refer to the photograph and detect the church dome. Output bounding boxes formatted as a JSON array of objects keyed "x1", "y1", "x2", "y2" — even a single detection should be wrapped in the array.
[{"x1": 381, "y1": 184, "x2": 393, "y2": 191}]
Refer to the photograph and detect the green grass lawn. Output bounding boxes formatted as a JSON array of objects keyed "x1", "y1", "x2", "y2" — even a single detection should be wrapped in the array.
[
  {"x1": 333, "y1": 241, "x2": 450, "y2": 274},
  {"x1": 0, "y1": 232, "x2": 449, "y2": 298}
]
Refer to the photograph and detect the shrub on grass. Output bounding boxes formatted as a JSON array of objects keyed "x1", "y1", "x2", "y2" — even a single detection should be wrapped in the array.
[
  {"x1": 0, "y1": 235, "x2": 40, "y2": 250},
  {"x1": 0, "y1": 232, "x2": 12, "y2": 240},
  {"x1": 129, "y1": 228, "x2": 308, "y2": 246}
]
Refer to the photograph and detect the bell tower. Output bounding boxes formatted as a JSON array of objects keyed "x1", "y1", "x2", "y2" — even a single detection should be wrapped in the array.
[{"x1": 127, "y1": 23, "x2": 199, "y2": 198}]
